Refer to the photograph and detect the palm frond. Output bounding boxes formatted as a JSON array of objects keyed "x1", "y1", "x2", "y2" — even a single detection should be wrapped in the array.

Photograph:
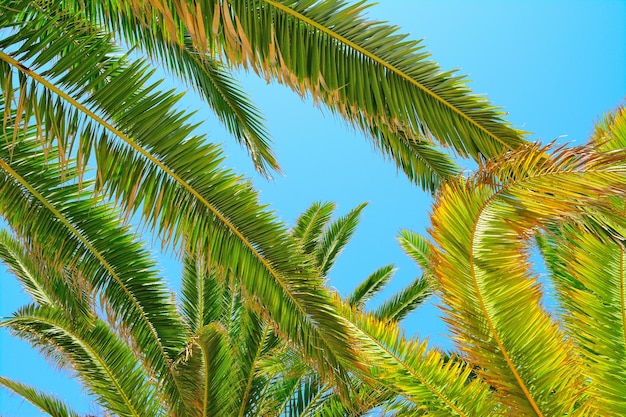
[
  {"x1": 348, "y1": 264, "x2": 395, "y2": 309},
  {"x1": 373, "y1": 276, "x2": 430, "y2": 322},
  {"x1": 0, "y1": 123, "x2": 187, "y2": 412},
  {"x1": 397, "y1": 230, "x2": 432, "y2": 277},
  {"x1": 292, "y1": 201, "x2": 335, "y2": 256},
  {"x1": 0, "y1": 376, "x2": 81, "y2": 417},
  {"x1": 590, "y1": 104, "x2": 626, "y2": 152},
  {"x1": 538, "y1": 224, "x2": 626, "y2": 415},
  {"x1": 53, "y1": 0, "x2": 515, "y2": 190},
  {"x1": 430, "y1": 143, "x2": 626, "y2": 415},
  {"x1": 3, "y1": 304, "x2": 163, "y2": 417},
  {"x1": 217, "y1": 0, "x2": 524, "y2": 183},
  {"x1": 176, "y1": 323, "x2": 237, "y2": 417},
  {"x1": 339, "y1": 297, "x2": 499, "y2": 416},
  {"x1": 0, "y1": 230, "x2": 94, "y2": 323},
  {"x1": 316, "y1": 202, "x2": 367, "y2": 276},
  {"x1": 72, "y1": 0, "x2": 278, "y2": 175},
  {"x1": 180, "y1": 251, "x2": 230, "y2": 335}
]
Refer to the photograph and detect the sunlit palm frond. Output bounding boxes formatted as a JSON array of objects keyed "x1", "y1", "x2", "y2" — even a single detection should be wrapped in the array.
[
  {"x1": 0, "y1": 376, "x2": 81, "y2": 417},
  {"x1": 0, "y1": 230, "x2": 93, "y2": 325},
  {"x1": 538, "y1": 223, "x2": 626, "y2": 416},
  {"x1": 373, "y1": 276, "x2": 430, "y2": 323},
  {"x1": 340, "y1": 297, "x2": 499, "y2": 416},
  {"x1": 348, "y1": 264, "x2": 395, "y2": 309},
  {"x1": 3, "y1": 304, "x2": 164, "y2": 417},
  {"x1": 215, "y1": 0, "x2": 524, "y2": 181},
  {"x1": 61, "y1": 0, "x2": 516, "y2": 190},
  {"x1": 398, "y1": 230, "x2": 432, "y2": 277},
  {"x1": 292, "y1": 201, "x2": 335, "y2": 256},
  {"x1": 0, "y1": 121, "x2": 187, "y2": 412},
  {"x1": 180, "y1": 252, "x2": 230, "y2": 335},
  {"x1": 316, "y1": 202, "x2": 366, "y2": 276},
  {"x1": 590, "y1": 104, "x2": 626, "y2": 152},
  {"x1": 346, "y1": 265, "x2": 396, "y2": 309},
  {"x1": 430, "y1": 143, "x2": 626, "y2": 415}
]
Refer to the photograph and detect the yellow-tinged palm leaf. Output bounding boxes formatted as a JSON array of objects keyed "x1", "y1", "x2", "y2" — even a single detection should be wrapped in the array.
[
  {"x1": 430, "y1": 143, "x2": 626, "y2": 415},
  {"x1": 335, "y1": 295, "x2": 499, "y2": 416},
  {"x1": 538, "y1": 223, "x2": 626, "y2": 416},
  {"x1": 590, "y1": 104, "x2": 626, "y2": 152}
]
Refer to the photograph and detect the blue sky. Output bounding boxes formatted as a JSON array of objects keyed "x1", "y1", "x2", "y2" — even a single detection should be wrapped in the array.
[{"x1": 1, "y1": 1, "x2": 625, "y2": 415}]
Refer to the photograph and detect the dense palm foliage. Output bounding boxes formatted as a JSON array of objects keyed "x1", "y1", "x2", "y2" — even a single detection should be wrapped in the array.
[
  {"x1": 2, "y1": 0, "x2": 625, "y2": 415},
  {"x1": 0, "y1": 200, "x2": 435, "y2": 416}
]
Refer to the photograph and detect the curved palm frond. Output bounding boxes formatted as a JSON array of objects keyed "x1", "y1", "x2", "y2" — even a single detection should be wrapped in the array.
[
  {"x1": 430, "y1": 143, "x2": 626, "y2": 415},
  {"x1": 0, "y1": 230, "x2": 93, "y2": 324},
  {"x1": 0, "y1": 125, "x2": 188, "y2": 412},
  {"x1": 538, "y1": 223, "x2": 626, "y2": 416},
  {"x1": 3, "y1": 304, "x2": 163, "y2": 417},
  {"x1": 54, "y1": 0, "x2": 515, "y2": 190},
  {"x1": 210, "y1": 0, "x2": 524, "y2": 182},
  {"x1": 340, "y1": 296, "x2": 499, "y2": 417},
  {"x1": 0, "y1": 376, "x2": 81, "y2": 417}
]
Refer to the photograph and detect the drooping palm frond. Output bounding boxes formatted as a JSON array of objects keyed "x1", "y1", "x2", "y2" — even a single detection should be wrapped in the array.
[
  {"x1": 213, "y1": 0, "x2": 523, "y2": 179},
  {"x1": 0, "y1": 2, "x2": 359, "y2": 383},
  {"x1": 52, "y1": 0, "x2": 519, "y2": 190},
  {"x1": 0, "y1": 376, "x2": 81, "y2": 417},
  {"x1": 430, "y1": 143, "x2": 626, "y2": 415},
  {"x1": 538, "y1": 223, "x2": 626, "y2": 416}
]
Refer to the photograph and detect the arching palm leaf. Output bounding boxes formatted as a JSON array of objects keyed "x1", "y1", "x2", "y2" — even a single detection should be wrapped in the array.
[{"x1": 430, "y1": 143, "x2": 626, "y2": 415}]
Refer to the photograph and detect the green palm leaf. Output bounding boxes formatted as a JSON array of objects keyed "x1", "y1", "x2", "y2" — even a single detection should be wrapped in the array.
[
  {"x1": 0, "y1": 230, "x2": 93, "y2": 325},
  {"x1": 316, "y1": 202, "x2": 367, "y2": 276},
  {"x1": 216, "y1": 0, "x2": 524, "y2": 179},
  {"x1": 348, "y1": 264, "x2": 395, "y2": 309},
  {"x1": 0, "y1": 376, "x2": 81, "y2": 417},
  {"x1": 4, "y1": 304, "x2": 163, "y2": 417},
  {"x1": 430, "y1": 143, "x2": 626, "y2": 415},
  {"x1": 374, "y1": 276, "x2": 430, "y2": 322},
  {"x1": 292, "y1": 201, "x2": 336, "y2": 256},
  {"x1": 51, "y1": 0, "x2": 515, "y2": 190}
]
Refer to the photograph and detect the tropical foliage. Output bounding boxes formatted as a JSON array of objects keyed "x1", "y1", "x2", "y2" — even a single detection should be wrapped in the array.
[
  {"x1": 0, "y1": 200, "x2": 435, "y2": 416},
  {"x1": 1, "y1": 0, "x2": 625, "y2": 415}
]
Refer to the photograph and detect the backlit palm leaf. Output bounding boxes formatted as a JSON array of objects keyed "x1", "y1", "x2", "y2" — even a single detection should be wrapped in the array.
[{"x1": 430, "y1": 143, "x2": 626, "y2": 415}]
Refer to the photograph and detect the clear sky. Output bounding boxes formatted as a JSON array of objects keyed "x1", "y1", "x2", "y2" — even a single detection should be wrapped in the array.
[{"x1": 1, "y1": 1, "x2": 625, "y2": 415}]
